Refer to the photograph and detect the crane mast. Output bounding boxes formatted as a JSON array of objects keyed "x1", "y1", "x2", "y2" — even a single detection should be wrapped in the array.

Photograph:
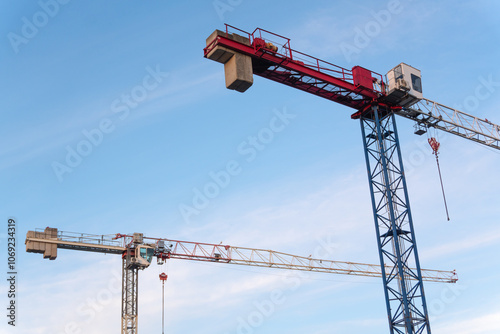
[
  {"x1": 360, "y1": 107, "x2": 429, "y2": 333},
  {"x1": 203, "y1": 24, "x2": 499, "y2": 334},
  {"x1": 26, "y1": 227, "x2": 456, "y2": 333},
  {"x1": 122, "y1": 255, "x2": 139, "y2": 334}
]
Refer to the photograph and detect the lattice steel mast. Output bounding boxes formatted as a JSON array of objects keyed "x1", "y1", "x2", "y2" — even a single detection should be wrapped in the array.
[
  {"x1": 122, "y1": 256, "x2": 139, "y2": 334},
  {"x1": 361, "y1": 107, "x2": 430, "y2": 333}
]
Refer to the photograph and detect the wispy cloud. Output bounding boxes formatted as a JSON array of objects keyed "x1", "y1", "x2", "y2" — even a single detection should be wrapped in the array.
[
  {"x1": 434, "y1": 310, "x2": 500, "y2": 334},
  {"x1": 0, "y1": 66, "x2": 222, "y2": 172},
  {"x1": 421, "y1": 229, "x2": 500, "y2": 261}
]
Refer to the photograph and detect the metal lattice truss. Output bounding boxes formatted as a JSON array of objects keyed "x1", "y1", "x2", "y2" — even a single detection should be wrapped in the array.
[
  {"x1": 398, "y1": 98, "x2": 500, "y2": 150},
  {"x1": 361, "y1": 108, "x2": 430, "y2": 334},
  {"x1": 163, "y1": 239, "x2": 455, "y2": 283},
  {"x1": 26, "y1": 228, "x2": 456, "y2": 283},
  {"x1": 121, "y1": 258, "x2": 138, "y2": 334}
]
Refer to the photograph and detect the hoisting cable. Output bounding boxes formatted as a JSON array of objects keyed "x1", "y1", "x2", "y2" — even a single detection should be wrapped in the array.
[
  {"x1": 428, "y1": 137, "x2": 450, "y2": 221},
  {"x1": 159, "y1": 272, "x2": 168, "y2": 334}
]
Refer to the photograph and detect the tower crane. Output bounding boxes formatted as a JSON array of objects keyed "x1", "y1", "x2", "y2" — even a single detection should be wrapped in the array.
[
  {"x1": 25, "y1": 227, "x2": 456, "y2": 334},
  {"x1": 203, "y1": 25, "x2": 500, "y2": 334}
]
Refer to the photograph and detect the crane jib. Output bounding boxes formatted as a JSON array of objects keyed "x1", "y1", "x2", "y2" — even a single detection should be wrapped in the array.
[{"x1": 204, "y1": 27, "x2": 385, "y2": 111}]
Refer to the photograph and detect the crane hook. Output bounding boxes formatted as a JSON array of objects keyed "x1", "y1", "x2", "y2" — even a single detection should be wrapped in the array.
[{"x1": 428, "y1": 137, "x2": 450, "y2": 221}]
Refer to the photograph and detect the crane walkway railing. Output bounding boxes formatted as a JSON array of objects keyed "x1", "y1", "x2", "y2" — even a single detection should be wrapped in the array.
[
  {"x1": 160, "y1": 238, "x2": 457, "y2": 283},
  {"x1": 26, "y1": 228, "x2": 458, "y2": 283}
]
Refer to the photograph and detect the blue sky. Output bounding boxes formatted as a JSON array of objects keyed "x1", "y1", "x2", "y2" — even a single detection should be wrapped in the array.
[{"x1": 1, "y1": 0, "x2": 500, "y2": 333}]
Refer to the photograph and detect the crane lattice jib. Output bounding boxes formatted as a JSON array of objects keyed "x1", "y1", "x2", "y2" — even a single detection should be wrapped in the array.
[
  {"x1": 398, "y1": 98, "x2": 500, "y2": 150},
  {"x1": 165, "y1": 242, "x2": 456, "y2": 283},
  {"x1": 25, "y1": 229, "x2": 456, "y2": 283}
]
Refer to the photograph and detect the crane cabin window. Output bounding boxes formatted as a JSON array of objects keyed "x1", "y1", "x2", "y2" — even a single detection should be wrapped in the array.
[
  {"x1": 394, "y1": 65, "x2": 403, "y2": 80},
  {"x1": 411, "y1": 74, "x2": 422, "y2": 93},
  {"x1": 139, "y1": 247, "x2": 154, "y2": 264}
]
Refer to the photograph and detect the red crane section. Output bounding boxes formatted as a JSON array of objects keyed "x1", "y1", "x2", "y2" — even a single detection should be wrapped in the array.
[{"x1": 204, "y1": 25, "x2": 386, "y2": 111}]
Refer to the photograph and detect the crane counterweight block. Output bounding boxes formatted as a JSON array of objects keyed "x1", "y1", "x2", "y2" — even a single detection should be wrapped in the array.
[
  {"x1": 206, "y1": 29, "x2": 253, "y2": 92},
  {"x1": 26, "y1": 227, "x2": 58, "y2": 260}
]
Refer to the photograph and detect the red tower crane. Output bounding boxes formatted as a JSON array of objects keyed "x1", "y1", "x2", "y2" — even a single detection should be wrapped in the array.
[
  {"x1": 203, "y1": 24, "x2": 499, "y2": 334},
  {"x1": 26, "y1": 227, "x2": 456, "y2": 333}
]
